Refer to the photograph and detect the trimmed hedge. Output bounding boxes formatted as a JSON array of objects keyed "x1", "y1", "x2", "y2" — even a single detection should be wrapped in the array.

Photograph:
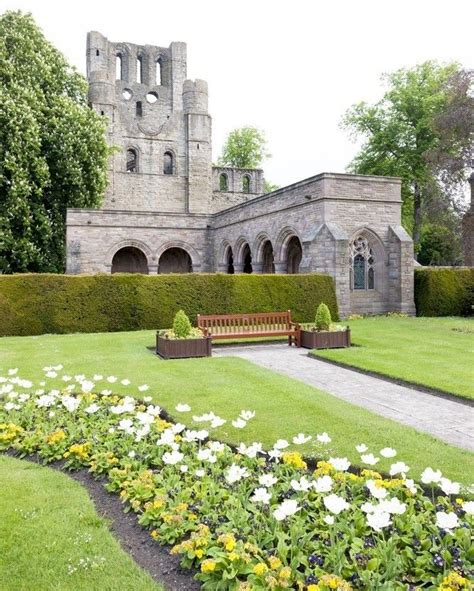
[
  {"x1": 414, "y1": 267, "x2": 474, "y2": 316},
  {"x1": 0, "y1": 273, "x2": 339, "y2": 337}
]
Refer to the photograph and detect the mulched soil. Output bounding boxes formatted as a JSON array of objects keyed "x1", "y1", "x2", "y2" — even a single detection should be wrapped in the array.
[{"x1": 5, "y1": 451, "x2": 201, "y2": 591}]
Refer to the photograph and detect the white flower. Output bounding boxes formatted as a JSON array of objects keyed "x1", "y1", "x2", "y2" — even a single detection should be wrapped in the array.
[
  {"x1": 106, "y1": 376, "x2": 117, "y2": 383},
  {"x1": 4, "y1": 402, "x2": 17, "y2": 411},
  {"x1": 80, "y1": 380, "x2": 94, "y2": 393},
  {"x1": 356, "y1": 443, "x2": 368, "y2": 453},
  {"x1": 146, "y1": 404, "x2": 161, "y2": 416},
  {"x1": 240, "y1": 410, "x2": 255, "y2": 421},
  {"x1": 225, "y1": 464, "x2": 250, "y2": 484},
  {"x1": 93, "y1": 374, "x2": 103, "y2": 381},
  {"x1": 389, "y1": 461, "x2": 410, "y2": 476},
  {"x1": 268, "y1": 448, "x2": 282, "y2": 460},
  {"x1": 84, "y1": 403, "x2": 100, "y2": 414},
  {"x1": 62, "y1": 375, "x2": 72, "y2": 382},
  {"x1": 211, "y1": 417, "x2": 226, "y2": 428},
  {"x1": 250, "y1": 487, "x2": 271, "y2": 504},
  {"x1": 36, "y1": 394, "x2": 56, "y2": 408},
  {"x1": 440, "y1": 478, "x2": 460, "y2": 496},
  {"x1": 48, "y1": 411, "x2": 55, "y2": 418},
  {"x1": 8, "y1": 368, "x2": 18, "y2": 375},
  {"x1": 293, "y1": 433, "x2": 312, "y2": 445},
  {"x1": 128, "y1": 451, "x2": 136, "y2": 459},
  {"x1": 323, "y1": 493, "x2": 349, "y2": 515},
  {"x1": 380, "y1": 447, "x2": 397, "y2": 458},
  {"x1": 421, "y1": 467, "x2": 442, "y2": 485},
  {"x1": 404, "y1": 479, "x2": 417, "y2": 495},
  {"x1": 361, "y1": 501, "x2": 377, "y2": 514},
  {"x1": 361, "y1": 453, "x2": 379, "y2": 466},
  {"x1": 108, "y1": 427, "x2": 115, "y2": 434},
  {"x1": 273, "y1": 499, "x2": 300, "y2": 521},
  {"x1": 366, "y1": 480, "x2": 388, "y2": 500},
  {"x1": 259, "y1": 474, "x2": 278, "y2": 487},
  {"x1": 45, "y1": 371, "x2": 57, "y2": 378},
  {"x1": 53, "y1": 365, "x2": 63, "y2": 371},
  {"x1": 121, "y1": 379, "x2": 131, "y2": 386},
  {"x1": 18, "y1": 394, "x2": 30, "y2": 402},
  {"x1": 61, "y1": 395, "x2": 80, "y2": 413},
  {"x1": 317, "y1": 432, "x2": 331, "y2": 444},
  {"x1": 208, "y1": 441, "x2": 225, "y2": 453},
  {"x1": 367, "y1": 510, "x2": 391, "y2": 532},
  {"x1": 329, "y1": 457, "x2": 350, "y2": 471},
  {"x1": 379, "y1": 497, "x2": 406, "y2": 515},
  {"x1": 135, "y1": 425, "x2": 151, "y2": 441},
  {"x1": 232, "y1": 418, "x2": 247, "y2": 429},
  {"x1": 324, "y1": 515, "x2": 335, "y2": 525},
  {"x1": 436, "y1": 511, "x2": 459, "y2": 531},
  {"x1": 171, "y1": 423, "x2": 186, "y2": 434},
  {"x1": 195, "y1": 469, "x2": 205, "y2": 477},
  {"x1": 291, "y1": 476, "x2": 312, "y2": 492},
  {"x1": 101, "y1": 389, "x2": 112, "y2": 396},
  {"x1": 157, "y1": 429, "x2": 176, "y2": 446},
  {"x1": 162, "y1": 450, "x2": 184, "y2": 465},
  {"x1": 462, "y1": 501, "x2": 474, "y2": 515},
  {"x1": 118, "y1": 418, "x2": 134, "y2": 433},
  {"x1": 274, "y1": 439, "x2": 289, "y2": 450},
  {"x1": 313, "y1": 475, "x2": 333, "y2": 493},
  {"x1": 237, "y1": 442, "x2": 263, "y2": 458},
  {"x1": 136, "y1": 412, "x2": 155, "y2": 425},
  {"x1": 176, "y1": 403, "x2": 191, "y2": 412},
  {"x1": 143, "y1": 396, "x2": 152, "y2": 402},
  {"x1": 180, "y1": 465, "x2": 189, "y2": 473},
  {"x1": 193, "y1": 412, "x2": 215, "y2": 422},
  {"x1": 138, "y1": 384, "x2": 149, "y2": 391},
  {"x1": 197, "y1": 448, "x2": 216, "y2": 463}
]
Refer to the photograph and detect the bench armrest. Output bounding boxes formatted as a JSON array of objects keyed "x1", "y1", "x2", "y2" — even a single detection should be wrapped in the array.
[{"x1": 289, "y1": 321, "x2": 300, "y2": 329}]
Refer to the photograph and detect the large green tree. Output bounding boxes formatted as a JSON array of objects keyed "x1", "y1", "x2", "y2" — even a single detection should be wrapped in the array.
[
  {"x1": 218, "y1": 127, "x2": 270, "y2": 169},
  {"x1": 0, "y1": 11, "x2": 109, "y2": 273},
  {"x1": 342, "y1": 62, "x2": 473, "y2": 255}
]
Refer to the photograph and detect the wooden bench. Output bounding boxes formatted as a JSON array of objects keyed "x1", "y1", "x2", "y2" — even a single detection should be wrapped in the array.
[{"x1": 197, "y1": 310, "x2": 300, "y2": 346}]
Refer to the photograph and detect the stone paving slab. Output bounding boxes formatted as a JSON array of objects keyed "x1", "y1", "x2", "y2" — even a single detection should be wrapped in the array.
[{"x1": 214, "y1": 343, "x2": 474, "y2": 452}]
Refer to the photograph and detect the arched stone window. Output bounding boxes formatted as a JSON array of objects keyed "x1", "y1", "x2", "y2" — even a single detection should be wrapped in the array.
[
  {"x1": 136, "y1": 101, "x2": 143, "y2": 117},
  {"x1": 136, "y1": 55, "x2": 143, "y2": 83},
  {"x1": 225, "y1": 245, "x2": 234, "y2": 274},
  {"x1": 163, "y1": 151, "x2": 174, "y2": 175},
  {"x1": 350, "y1": 236, "x2": 376, "y2": 290},
  {"x1": 219, "y1": 173, "x2": 228, "y2": 192},
  {"x1": 242, "y1": 174, "x2": 251, "y2": 193},
  {"x1": 286, "y1": 236, "x2": 302, "y2": 273},
  {"x1": 116, "y1": 54, "x2": 123, "y2": 80},
  {"x1": 126, "y1": 148, "x2": 138, "y2": 173},
  {"x1": 158, "y1": 248, "x2": 192, "y2": 273},
  {"x1": 262, "y1": 240, "x2": 275, "y2": 273},
  {"x1": 242, "y1": 243, "x2": 252, "y2": 274},
  {"x1": 156, "y1": 58, "x2": 162, "y2": 85}
]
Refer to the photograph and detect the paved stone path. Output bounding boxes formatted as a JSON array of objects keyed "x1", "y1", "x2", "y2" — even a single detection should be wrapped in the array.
[{"x1": 214, "y1": 343, "x2": 474, "y2": 452}]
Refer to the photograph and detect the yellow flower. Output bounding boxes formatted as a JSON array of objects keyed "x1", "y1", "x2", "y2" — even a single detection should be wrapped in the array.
[
  {"x1": 253, "y1": 563, "x2": 268, "y2": 576},
  {"x1": 45, "y1": 430, "x2": 66, "y2": 444},
  {"x1": 228, "y1": 552, "x2": 239, "y2": 562},
  {"x1": 200, "y1": 559, "x2": 217, "y2": 573},
  {"x1": 279, "y1": 566, "x2": 291, "y2": 579},
  {"x1": 150, "y1": 530, "x2": 159, "y2": 540},
  {"x1": 218, "y1": 533, "x2": 236, "y2": 552},
  {"x1": 438, "y1": 571, "x2": 472, "y2": 590},
  {"x1": 307, "y1": 586, "x2": 320, "y2": 591},
  {"x1": 195, "y1": 549, "x2": 204, "y2": 559},
  {"x1": 268, "y1": 556, "x2": 282, "y2": 570},
  {"x1": 282, "y1": 451, "x2": 307, "y2": 470}
]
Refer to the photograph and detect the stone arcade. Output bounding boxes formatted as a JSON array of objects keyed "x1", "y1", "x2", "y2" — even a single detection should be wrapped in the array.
[{"x1": 66, "y1": 32, "x2": 416, "y2": 317}]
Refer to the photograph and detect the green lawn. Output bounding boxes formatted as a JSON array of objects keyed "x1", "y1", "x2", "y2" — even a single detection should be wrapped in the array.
[
  {"x1": 0, "y1": 455, "x2": 161, "y2": 591},
  {"x1": 313, "y1": 316, "x2": 474, "y2": 400},
  {"x1": 0, "y1": 329, "x2": 472, "y2": 484}
]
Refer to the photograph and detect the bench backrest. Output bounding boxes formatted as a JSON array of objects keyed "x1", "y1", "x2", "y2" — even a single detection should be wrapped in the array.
[{"x1": 197, "y1": 311, "x2": 293, "y2": 335}]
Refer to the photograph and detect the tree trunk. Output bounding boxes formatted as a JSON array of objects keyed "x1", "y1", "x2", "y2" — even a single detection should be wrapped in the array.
[{"x1": 413, "y1": 182, "x2": 422, "y2": 259}]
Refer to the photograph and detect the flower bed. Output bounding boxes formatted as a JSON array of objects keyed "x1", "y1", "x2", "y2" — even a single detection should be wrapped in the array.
[{"x1": 1, "y1": 368, "x2": 473, "y2": 590}]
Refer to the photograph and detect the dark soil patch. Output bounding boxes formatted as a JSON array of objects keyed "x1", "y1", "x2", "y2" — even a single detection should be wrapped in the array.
[{"x1": 5, "y1": 451, "x2": 200, "y2": 591}]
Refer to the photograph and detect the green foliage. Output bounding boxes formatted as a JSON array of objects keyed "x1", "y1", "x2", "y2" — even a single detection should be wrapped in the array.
[
  {"x1": 263, "y1": 180, "x2": 280, "y2": 193},
  {"x1": 0, "y1": 11, "x2": 109, "y2": 273},
  {"x1": 172, "y1": 310, "x2": 192, "y2": 338},
  {"x1": 218, "y1": 127, "x2": 270, "y2": 169},
  {"x1": 414, "y1": 268, "x2": 474, "y2": 316},
  {"x1": 342, "y1": 62, "x2": 473, "y2": 248},
  {"x1": 417, "y1": 223, "x2": 462, "y2": 266},
  {"x1": 0, "y1": 273, "x2": 338, "y2": 336},
  {"x1": 315, "y1": 302, "x2": 332, "y2": 330}
]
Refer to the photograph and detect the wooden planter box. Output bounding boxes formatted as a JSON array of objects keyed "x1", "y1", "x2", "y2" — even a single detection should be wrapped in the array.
[
  {"x1": 156, "y1": 334, "x2": 212, "y2": 359},
  {"x1": 300, "y1": 328, "x2": 351, "y2": 349}
]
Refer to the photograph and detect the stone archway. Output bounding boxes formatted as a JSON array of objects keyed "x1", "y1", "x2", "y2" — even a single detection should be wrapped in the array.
[
  {"x1": 158, "y1": 247, "x2": 192, "y2": 273},
  {"x1": 225, "y1": 245, "x2": 235, "y2": 274},
  {"x1": 286, "y1": 236, "x2": 302, "y2": 273},
  {"x1": 111, "y1": 247, "x2": 149, "y2": 273},
  {"x1": 262, "y1": 240, "x2": 275, "y2": 273},
  {"x1": 242, "y1": 244, "x2": 252, "y2": 274}
]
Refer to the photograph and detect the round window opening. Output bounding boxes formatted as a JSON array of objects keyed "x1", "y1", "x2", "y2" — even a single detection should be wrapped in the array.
[
  {"x1": 146, "y1": 91, "x2": 158, "y2": 104},
  {"x1": 122, "y1": 89, "x2": 133, "y2": 100}
]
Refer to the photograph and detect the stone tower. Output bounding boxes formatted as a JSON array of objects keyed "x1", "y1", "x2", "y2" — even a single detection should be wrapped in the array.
[
  {"x1": 461, "y1": 173, "x2": 474, "y2": 266},
  {"x1": 86, "y1": 32, "x2": 212, "y2": 214}
]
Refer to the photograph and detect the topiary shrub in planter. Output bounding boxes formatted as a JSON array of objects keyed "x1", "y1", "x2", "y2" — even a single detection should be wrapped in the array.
[
  {"x1": 156, "y1": 310, "x2": 212, "y2": 359},
  {"x1": 300, "y1": 302, "x2": 350, "y2": 349}
]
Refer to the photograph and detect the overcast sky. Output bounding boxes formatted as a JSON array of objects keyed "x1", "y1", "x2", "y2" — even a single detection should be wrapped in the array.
[{"x1": 3, "y1": 0, "x2": 473, "y2": 188}]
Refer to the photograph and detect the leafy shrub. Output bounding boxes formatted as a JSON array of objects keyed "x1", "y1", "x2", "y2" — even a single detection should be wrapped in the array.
[
  {"x1": 415, "y1": 268, "x2": 474, "y2": 316},
  {"x1": 172, "y1": 310, "x2": 192, "y2": 338},
  {"x1": 0, "y1": 273, "x2": 339, "y2": 336},
  {"x1": 315, "y1": 303, "x2": 332, "y2": 331}
]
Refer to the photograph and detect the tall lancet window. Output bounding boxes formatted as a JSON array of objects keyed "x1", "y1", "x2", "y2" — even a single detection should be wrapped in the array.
[{"x1": 350, "y1": 236, "x2": 375, "y2": 290}]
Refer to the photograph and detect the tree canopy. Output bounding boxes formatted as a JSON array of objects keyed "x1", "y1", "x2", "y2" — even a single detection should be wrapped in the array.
[
  {"x1": 0, "y1": 11, "x2": 110, "y2": 273},
  {"x1": 342, "y1": 61, "x2": 474, "y2": 257},
  {"x1": 218, "y1": 127, "x2": 270, "y2": 169}
]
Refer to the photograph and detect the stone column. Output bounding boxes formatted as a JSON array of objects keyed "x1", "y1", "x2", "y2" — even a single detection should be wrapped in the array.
[
  {"x1": 233, "y1": 263, "x2": 244, "y2": 274},
  {"x1": 274, "y1": 262, "x2": 287, "y2": 274},
  {"x1": 252, "y1": 263, "x2": 264, "y2": 274}
]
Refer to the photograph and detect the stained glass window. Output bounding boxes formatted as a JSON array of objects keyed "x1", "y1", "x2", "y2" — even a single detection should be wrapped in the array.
[
  {"x1": 350, "y1": 236, "x2": 375, "y2": 291},
  {"x1": 353, "y1": 254, "x2": 365, "y2": 290}
]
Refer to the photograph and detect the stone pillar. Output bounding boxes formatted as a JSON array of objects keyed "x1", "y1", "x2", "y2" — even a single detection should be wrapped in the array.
[
  {"x1": 274, "y1": 262, "x2": 287, "y2": 274},
  {"x1": 252, "y1": 263, "x2": 264, "y2": 274},
  {"x1": 461, "y1": 173, "x2": 474, "y2": 266},
  {"x1": 233, "y1": 264, "x2": 244, "y2": 274}
]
